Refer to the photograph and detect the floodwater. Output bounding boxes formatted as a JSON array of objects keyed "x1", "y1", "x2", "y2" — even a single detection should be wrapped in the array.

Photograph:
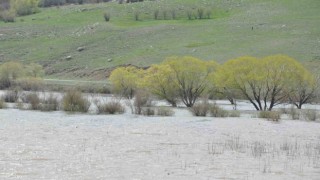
[{"x1": 1, "y1": 108, "x2": 320, "y2": 180}]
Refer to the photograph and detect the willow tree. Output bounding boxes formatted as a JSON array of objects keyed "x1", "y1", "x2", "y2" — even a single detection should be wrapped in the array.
[
  {"x1": 214, "y1": 55, "x2": 308, "y2": 111},
  {"x1": 163, "y1": 56, "x2": 218, "y2": 107},
  {"x1": 287, "y1": 68, "x2": 318, "y2": 109},
  {"x1": 109, "y1": 66, "x2": 143, "y2": 99},
  {"x1": 141, "y1": 64, "x2": 179, "y2": 107},
  {"x1": 0, "y1": 61, "x2": 24, "y2": 88}
]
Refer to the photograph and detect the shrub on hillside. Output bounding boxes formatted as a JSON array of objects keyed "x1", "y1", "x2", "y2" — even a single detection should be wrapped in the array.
[
  {"x1": 153, "y1": 9, "x2": 159, "y2": 20},
  {"x1": 134, "y1": 11, "x2": 140, "y2": 21},
  {"x1": 0, "y1": 11, "x2": 15, "y2": 22},
  {"x1": 162, "y1": 9, "x2": 167, "y2": 20},
  {"x1": 205, "y1": 9, "x2": 212, "y2": 19},
  {"x1": 62, "y1": 89, "x2": 90, "y2": 112},
  {"x1": 197, "y1": 7, "x2": 204, "y2": 19},
  {"x1": 170, "y1": 9, "x2": 176, "y2": 19},
  {"x1": 10, "y1": 0, "x2": 40, "y2": 16},
  {"x1": 186, "y1": 9, "x2": 193, "y2": 20},
  {"x1": 103, "y1": 12, "x2": 110, "y2": 22}
]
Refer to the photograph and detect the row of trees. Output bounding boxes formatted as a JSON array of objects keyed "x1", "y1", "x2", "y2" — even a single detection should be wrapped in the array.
[
  {"x1": 109, "y1": 55, "x2": 319, "y2": 111},
  {"x1": 0, "y1": 0, "x2": 40, "y2": 22},
  {"x1": 39, "y1": 0, "x2": 113, "y2": 7},
  {"x1": 0, "y1": 0, "x2": 115, "y2": 22}
]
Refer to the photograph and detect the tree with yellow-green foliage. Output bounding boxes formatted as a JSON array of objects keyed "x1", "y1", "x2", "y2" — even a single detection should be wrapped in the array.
[
  {"x1": 287, "y1": 68, "x2": 318, "y2": 109},
  {"x1": 109, "y1": 66, "x2": 144, "y2": 99},
  {"x1": 0, "y1": 61, "x2": 45, "y2": 90},
  {"x1": 214, "y1": 55, "x2": 312, "y2": 111},
  {"x1": 0, "y1": 61, "x2": 23, "y2": 88},
  {"x1": 26, "y1": 63, "x2": 45, "y2": 78},
  {"x1": 163, "y1": 56, "x2": 218, "y2": 107},
  {"x1": 141, "y1": 64, "x2": 179, "y2": 107}
]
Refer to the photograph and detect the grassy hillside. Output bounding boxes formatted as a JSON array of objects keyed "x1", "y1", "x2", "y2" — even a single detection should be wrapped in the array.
[{"x1": 0, "y1": 0, "x2": 319, "y2": 79}]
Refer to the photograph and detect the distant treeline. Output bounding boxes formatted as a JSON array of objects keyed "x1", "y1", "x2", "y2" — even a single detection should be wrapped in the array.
[
  {"x1": 40, "y1": 0, "x2": 144, "y2": 7},
  {"x1": 0, "y1": 0, "x2": 144, "y2": 22},
  {"x1": 0, "y1": 0, "x2": 144, "y2": 10},
  {"x1": 39, "y1": 0, "x2": 112, "y2": 7}
]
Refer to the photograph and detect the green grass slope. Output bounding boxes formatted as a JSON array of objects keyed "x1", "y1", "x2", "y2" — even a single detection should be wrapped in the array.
[{"x1": 0, "y1": 0, "x2": 319, "y2": 79}]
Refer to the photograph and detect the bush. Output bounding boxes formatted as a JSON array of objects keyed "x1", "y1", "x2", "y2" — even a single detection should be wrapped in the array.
[
  {"x1": 62, "y1": 89, "x2": 90, "y2": 112},
  {"x1": 0, "y1": 11, "x2": 15, "y2": 22},
  {"x1": 205, "y1": 9, "x2": 212, "y2": 19},
  {"x1": 153, "y1": 9, "x2": 159, "y2": 20},
  {"x1": 156, "y1": 106, "x2": 174, "y2": 116},
  {"x1": 210, "y1": 103, "x2": 228, "y2": 117},
  {"x1": 25, "y1": 93, "x2": 41, "y2": 110},
  {"x1": 134, "y1": 11, "x2": 140, "y2": 21},
  {"x1": 3, "y1": 89, "x2": 19, "y2": 102},
  {"x1": 186, "y1": 9, "x2": 193, "y2": 20},
  {"x1": 103, "y1": 12, "x2": 110, "y2": 21},
  {"x1": 39, "y1": 94, "x2": 60, "y2": 111},
  {"x1": 197, "y1": 7, "x2": 204, "y2": 19},
  {"x1": 133, "y1": 90, "x2": 151, "y2": 115},
  {"x1": 11, "y1": 0, "x2": 40, "y2": 16},
  {"x1": 302, "y1": 109, "x2": 318, "y2": 121},
  {"x1": 229, "y1": 110, "x2": 240, "y2": 117},
  {"x1": 288, "y1": 106, "x2": 300, "y2": 120},
  {"x1": 162, "y1": 9, "x2": 167, "y2": 20},
  {"x1": 15, "y1": 100, "x2": 24, "y2": 110},
  {"x1": 170, "y1": 9, "x2": 176, "y2": 19},
  {"x1": 142, "y1": 107, "x2": 155, "y2": 116},
  {"x1": 15, "y1": 78, "x2": 44, "y2": 91},
  {"x1": 96, "y1": 100, "x2": 125, "y2": 114},
  {"x1": 0, "y1": 98, "x2": 6, "y2": 109},
  {"x1": 258, "y1": 111, "x2": 281, "y2": 121},
  {"x1": 189, "y1": 101, "x2": 209, "y2": 116}
]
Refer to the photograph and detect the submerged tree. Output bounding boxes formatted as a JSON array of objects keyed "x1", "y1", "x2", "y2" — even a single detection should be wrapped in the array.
[
  {"x1": 0, "y1": 61, "x2": 24, "y2": 88},
  {"x1": 141, "y1": 64, "x2": 179, "y2": 107},
  {"x1": 287, "y1": 69, "x2": 318, "y2": 109},
  {"x1": 214, "y1": 55, "x2": 311, "y2": 111},
  {"x1": 163, "y1": 56, "x2": 218, "y2": 107},
  {"x1": 109, "y1": 66, "x2": 143, "y2": 99}
]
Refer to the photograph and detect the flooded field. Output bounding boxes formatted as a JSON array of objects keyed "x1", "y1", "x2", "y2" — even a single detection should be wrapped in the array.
[{"x1": 1, "y1": 108, "x2": 320, "y2": 180}]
